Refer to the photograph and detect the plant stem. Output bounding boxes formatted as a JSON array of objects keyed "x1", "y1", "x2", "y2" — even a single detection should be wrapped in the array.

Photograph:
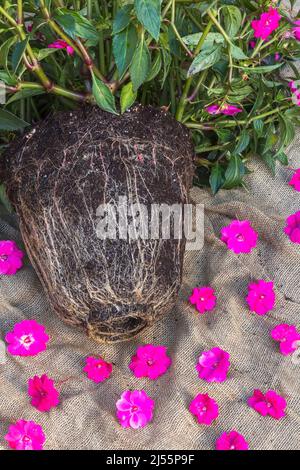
[
  {"x1": 17, "y1": 0, "x2": 23, "y2": 24},
  {"x1": 251, "y1": 38, "x2": 263, "y2": 58},
  {"x1": 207, "y1": 9, "x2": 231, "y2": 45},
  {"x1": 87, "y1": 0, "x2": 93, "y2": 19}
]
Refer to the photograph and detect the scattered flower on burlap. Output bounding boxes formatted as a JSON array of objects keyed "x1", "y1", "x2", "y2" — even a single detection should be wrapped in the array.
[
  {"x1": 189, "y1": 286, "x2": 216, "y2": 315},
  {"x1": 216, "y1": 430, "x2": 249, "y2": 450},
  {"x1": 293, "y1": 20, "x2": 300, "y2": 41},
  {"x1": 116, "y1": 390, "x2": 155, "y2": 429},
  {"x1": 0, "y1": 240, "x2": 24, "y2": 276},
  {"x1": 5, "y1": 420, "x2": 46, "y2": 450},
  {"x1": 284, "y1": 211, "x2": 300, "y2": 244},
  {"x1": 5, "y1": 320, "x2": 49, "y2": 357},
  {"x1": 271, "y1": 324, "x2": 300, "y2": 356},
  {"x1": 196, "y1": 347, "x2": 230, "y2": 383},
  {"x1": 221, "y1": 220, "x2": 258, "y2": 254},
  {"x1": 251, "y1": 7, "x2": 281, "y2": 41},
  {"x1": 248, "y1": 389, "x2": 286, "y2": 420},
  {"x1": 289, "y1": 168, "x2": 300, "y2": 191},
  {"x1": 83, "y1": 356, "x2": 113, "y2": 383},
  {"x1": 189, "y1": 393, "x2": 219, "y2": 426},
  {"x1": 246, "y1": 279, "x2": 275, "y2": 316},
  {"x1": 129, "y1": 344, "x2": 171, "y2": 380},
  {"x1": 28, "y1": 374, "x2": 60, "y2": 412},
  {"x1": 48, "y1": 39, "x2": 74, "y2": 55}
]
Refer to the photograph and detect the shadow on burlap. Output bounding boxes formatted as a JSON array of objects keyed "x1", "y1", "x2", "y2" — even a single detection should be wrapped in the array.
[{"x1": 0, "y1": 130, "x2": 300, "y2": 450}]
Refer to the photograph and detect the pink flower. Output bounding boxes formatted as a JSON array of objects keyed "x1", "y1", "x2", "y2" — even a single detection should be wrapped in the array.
[
  {"x1": 293, "y1": 20, "x2": 300, "y2": 41},
  {"x1": 221, "y1": 220, "x2": 258, "y2": 254},
  {"x1": 246, "y1": 279, "x2": 275, "y2": 316},
  {"x1": 274, "y1": 52, "x2": 281, "y2": 61},
  {"x1": 249, "y1": 40, "x2": 256, "y2": 49},
  {"x1": 196, "y1": 347, "x2": 230, "y2": 383},
  {"x1": 206, "y1": 104, "x2": 220, "y2": 115},
  {"x1": 284, "y1": 211, "x2": 300, "y2": 244},
  {"x1": 271, "y1": 324, "x2": 300, "y2": 356},
  {"x1": 248, "y1": 389, "x2": 286, "y2": 420},
  {"x1": 189, "y1": 393, "x2": 219, "y2": 425},
  {"x1": 206, "y1": 103, "x2": 242, "y2": 116},
  {"x1": 129, "y1": 344, "x2": 171, "y2": 380},
  {"x1": 5, "y1": 320, "x2": 49, "y2": 356},
  {"x1": 251, "y1": 7, "x2": 281, "y2": 41},
  {"x1": 289, "y1": 169, "x2": 300, "y2": 191},
  {"x1": 5, "y1": 420, "x2": 46, "y2": 450},
  {"x1": 28, "y1": 374, "x2": 59, "y2": 412},
  {"x1": 189, "y1": 286, "x2": 216, "y2": 314},
  {"x1": 216, "y1": 430, "x2": 249, "y2": 450},
  {"x1": 48, "y1": 39, "x2": 74, "y2": 56},
  {"x1": 0, "y1": 240, "x2": 24, "y2": 275},
  {"x1": 116, "y1": 390, "x2": 155, "y2": 429},
  {"x1": 83, "y1": 356, "x2": 113, "y2": 383}
]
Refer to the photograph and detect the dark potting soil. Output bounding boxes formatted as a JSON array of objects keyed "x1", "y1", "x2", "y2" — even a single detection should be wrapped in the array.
[{"x1": 3, "y1": 105, "x2": 194, "y2": 342}]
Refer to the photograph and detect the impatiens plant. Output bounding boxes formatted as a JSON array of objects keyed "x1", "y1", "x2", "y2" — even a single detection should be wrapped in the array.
[{"x1": 0, "y1": 1, "x2": 300, "y2": 192}]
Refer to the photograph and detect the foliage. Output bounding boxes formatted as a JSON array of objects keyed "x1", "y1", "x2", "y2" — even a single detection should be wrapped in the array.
[{"x1": 0, "y1": 0, "x2": 300, "y2": 191}]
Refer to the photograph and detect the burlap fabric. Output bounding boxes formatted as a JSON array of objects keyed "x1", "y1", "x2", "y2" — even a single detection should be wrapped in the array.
[{"x1": 0, "y1": 128, "x2": 299, "y2": 450}]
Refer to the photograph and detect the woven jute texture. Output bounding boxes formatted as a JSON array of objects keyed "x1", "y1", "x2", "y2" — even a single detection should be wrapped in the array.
[{"x1": 0, "y1": 128, "x2": 300, "y2": 450}]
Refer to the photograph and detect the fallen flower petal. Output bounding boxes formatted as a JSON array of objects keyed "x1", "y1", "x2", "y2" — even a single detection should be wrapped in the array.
[
  {"x1": 28, "y1": 374, "x2": 60, "y2": 412},
  {"x1": 271, "y1": 324, "x2": 300, "y2": 356},
  {"x1": 189, "y1": 286, "x2": 216, "y2": 314},
  {"x1": 189, "y1": 393, "x2": 219, "y2": 425},
  {"x1": 0, "y1": 240, "x2": 24, "y2": 276},
  {"x1": 246, "y1": 279, "x2": 275, "y2": 315},
  {"x1": 216, "y1": 430, "x2": 249, "y2": 450},
  {"x1": 248, "y1": 389, "x2": 286, "y2": 420},
  {"x1": 116, "y1": 389, "x2": 155, "y2": 429},
  {"x1": 289, "y1": 168, "x2": 300, "y2": 191},
  {"x1": 5, "y1": 420, "x2": 46, "y2": 450},
  {"x1": 5, "y1": 320, "x2": 49, "y2": 356},
  {"x1": 83, "y1": 356, "x2": 113, "y2": 383},
  {"x1": 221, "y1": 220, "x2": 258, "y2": 254},
  {"x1": 284, "y1": 211, "x2": 300, "y2": 244},
  {"x1": 129, "y1": 344, "x2": 171, "y2": 380},
  {"x1": 196, "y1": 347, "x2": 230, "y2": 383}
]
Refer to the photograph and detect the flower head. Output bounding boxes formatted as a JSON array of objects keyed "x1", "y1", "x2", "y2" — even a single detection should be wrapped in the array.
[
  {"x1": 28, "y1": 374, "x2": 59, "y2": 412},
  {"x1": 83, "y1": 356, "x2": 113, "y2": 383},
  {"x1": 248, "y1": 389, "x2": 286, "y2": 420},
  {"x1": 284, "y1": 211, "x2": 300, "y2": 244},
  {"x1": 216, "y1": 430, "x2": 249, "y2": 450},
  {"x1": 221, "y1": 220, "x2": 258, "y2": 254},
  {"x1": 5, "y1": 420, "x2": 46, "y2": 450},
  {"x1": 246, "y1": 279, "x2": 275, "y2": 315},
  {"x1": 129, "y1": 344, "x2": 171, "y2": 380},
  {"x1": 5, "y1": 320, "x2": 49, "y2": 356},
  {"x1": 271, "y1": 324, "x2": 300, "y2": 356},
  {"x1": 251, "y1": 7, "x2": 281, "y2": 41},
  {"x1": 293, "y1": 20, "x2": 300, "y2": 41},
  {"x1": 189, "y1": 286, "x2": 216, "y2": 314},
  {"x1": 116, "y1": 390, "x2": 155, "y2": 429},
  {"x1": 289, "y1": 169, "x2": 300, "y2": 191},
  {"x1": 0, "y1": 240, "x2": 24, "y2": 275},
  {"x1": 196, "y1": 347, "x2": 230, "y2": 383},
  {"x1": 48, "y1": 39, "x2": 74, "y2": 55},
  {"x1": 189, "y1": 393, "x2": 219, "y2": 425},
  {"x1": 206, "y1": 103, "x2": 242, "y2": 116}
]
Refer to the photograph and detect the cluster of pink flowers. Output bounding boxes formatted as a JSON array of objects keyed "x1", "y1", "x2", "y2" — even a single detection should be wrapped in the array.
[{"x1": 251, "y1": 7, "x2": 281, "y2": 41}]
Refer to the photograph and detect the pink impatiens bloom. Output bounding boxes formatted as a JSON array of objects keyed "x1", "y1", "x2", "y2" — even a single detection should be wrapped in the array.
[
  {"x1": 116, "y1": 389, "x2": 155, "y2": 429},
  {"x1": 5, "y1": 319, "x2": 49, "y2": 356},
  {"x1": 246, "y1": 279, "x2": 275, "y2": 316},
  {"x1": 289, "y1": 169, "x2": 300, "y2": 191},
  {"x1": 129, "y1": 344, "x2": 171, "y2": 380},
  {"x1": 28, "y1": 374, "x2": 60, "y2": 412},
  {"x1": 284, "y1": 211, "x2": 300, "y2": 244},
  {"x1": 251, "y1": 7, "x2": 281, "y2": 41},
  {"x1": 221, "y1": 220, "x2": 258, "y2": 254},
  {"x1": 271, "y1": 324, "x2": 300, "y2": 356},
  {"x1": 48, "y1": 39, "x2": 74, "y2": 55},
  {"x1": 206, "y1": 103, "x2": 242, "y2": 116},
  {"x1": 216, "y1": 430, "x2": 249, "y2": 450},
  {"x1": 5, "y1": 420, "x2": 46, "y2": 450},
  {"x1": 196, "y1": 347, "x2": 230, "y2": 383},
  {"x1": 189, "y1": 393, "x2": 219, "y2": 426},
  {"x1": 189, "y1": 286, "x2": 216, "y2": 314},
  {"x1": 248, "y1": 389, "x2": 286, "y2": 420},
  {"x1": 83, "y1": 356, "x2": 113, "y2": 383},
  {"x1": 0, "y1": 240, "x2": 24, "y2": 275},
  {"x1": 293, "y1": 20, "x2": 300, "y2": 41}
]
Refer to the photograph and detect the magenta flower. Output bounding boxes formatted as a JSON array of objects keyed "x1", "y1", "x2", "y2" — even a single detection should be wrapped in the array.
[
  {"x1": 221, "y1": 219, "x2": 258, "y2": 254},
  {"x1": 274, "y1": 52, "x2": 281, "y2": 62},
  {"x1": 189, "y1": 286, "x2": 216, "y2": 315},
  {"x1": 5, "y1": 320, "x2": 49, "y2": 356},
  {"x1": 129, "y1": 344, "x2": 171, "y2": 380},
  {"x1": 48, "y1": 39, "x2": 74, "y2": 55},
  {"x1": 0, "y1": 240, "x2": 24, "y2": 275},
  {"x1": 284, "y1": 211, "x2": 300, "y2": 244},
  {"x1": 28, "y1": 374, "x2": 60, "y2": 412},
  {"x1": 246, "y1": 279, "x2": 275, "y2": 316},
  {"x1": 83, "y1": 356, "x2": 113, "y2": 383},
  {"x1": 196, "y1": 347, "x2": 230, "y2": 383},
  {"x1": 248, "y1": 389, "x2": 286, "y2": 420},
  {"x1": 5, "y1": 420, "x2": 46, "y2": 450},
  {"x1": 116, "y1": 390, "x2": 155, "y2": 429},
  {"x1": 206, "y1": 103, "x2": 242, "y2": 116},
  {"x1": 216, "y1": 430, "x2": 249, "y2": 450},
  {"x1": 289, "y1": 169, "x2": 300, "y2": 191},
  {"x1": 293, "y1": 20, "x2": 300, "y2": 41},
  {"x1": 251, "y1": 7, "x2": 281, "y2": 41},
  {"x1": 189, "y1": 393, "x2": 219, "y2": 426},
  {"x1": 271, "y1": 324, "x2": 300, "y2": 356}
]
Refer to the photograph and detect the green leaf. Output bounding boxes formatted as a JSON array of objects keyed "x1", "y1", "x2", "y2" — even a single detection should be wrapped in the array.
[
  {"x1": 236, "y1": 63, "x2": 283, "y2": 74},
  {"x1": 0, "y1": 109, "x2": 29, "y2": 130},
  {"x1": 11, "y1": 38, "x2": 28, "y2": 73},
  {"x1": 113, "y1": 5, "x2": 132, "y2": 34},
  {"x1": 230, "y1": 44, "x2": 248, "y2": 60},
  {"x1": 146, "y1": 51, "x2": 162, "y2": 82},
  {"x1": 120, "y1": 82, "x2": 137, "y2": 113},
  {"x1": 130, "y1": 38, "x2": 151, "y2": 91},
  {"x1": 36, "y1": 48, "x2": 58, "y2": 61},
  {"x1": 91, "y1": 73, "x2": 118, "y2": 115},
  {"x1": 234, "y1": 130, "x2": 250, "y2": 154},
  {"x1": 223, "y1": 155, "x2": 246, "y2": 189},
  {"x1": 261, "y1": 152, "x2": 276, "y2": 175},
  {"x1": 209, "y1": 164, "x2": 224, "y2": 194},
  {"x1": 6, "y1": 88, "x2": 45, "y2": 105},
  {"x1": 0, "y1": 36, "x2": 17, "y2": 73},
  {"x1": 0, "y1": 71, "x2": 17, "y2": 86},
  {"x1": 188, "y1": 44, "x2": 222, "y2": 76},
  {"x1": 182, "y1": 32, "x2": 224, "y2": 48},
  {"x1": 113, "y1": 24, "x2": 138, "y2": 77},
  {"x1": 55, "y1": 9, "x2": 99, "y2": 43},
  {"x1": 222, "y1": 5, "x2": 242, "y2": 38},
  {"x1": 276, "y1": 152, "x2": 288, "y2": 166},
  {"x1": 253, "y1": 119, "x2": 264, "y2": 138},
  {"x1": 134, "y1": 0, "x2": 161, "y2": 40}
]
